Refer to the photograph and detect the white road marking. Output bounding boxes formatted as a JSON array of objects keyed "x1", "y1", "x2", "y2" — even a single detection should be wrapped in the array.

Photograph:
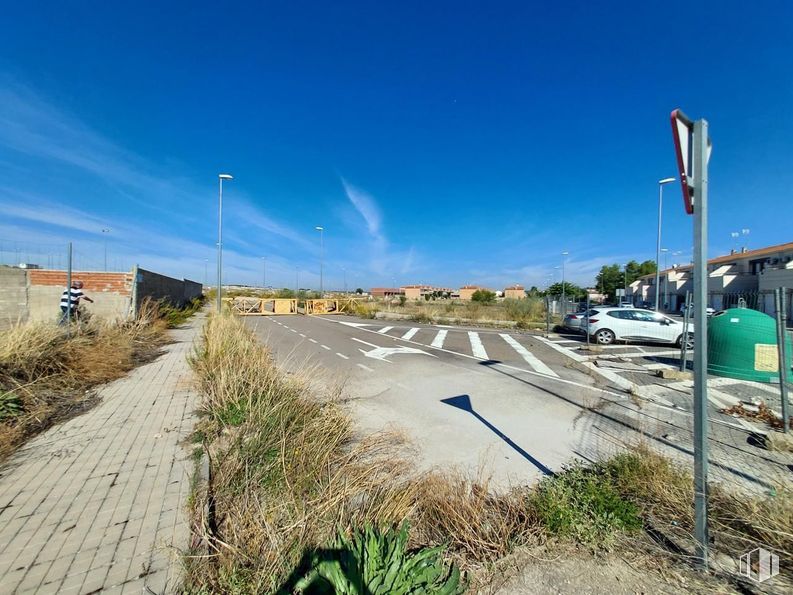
[
  {"x1": 321, "y1": 344, "x2": 331, "y2": 350},
  {"x1": 299, "y1": 333, "x2": 306, "y2": 338},
  {"x1": 553, "y1": 339, "x2": 581, "y2": 344},
  {"x1": 468, "y1": 332, "x2": 488, "y2": 359},
  {"x1": 351, "y1": 337, "x2": 380, "y2": 348},
  {"x1": 401, "y1": 327, "x2": 420, "y2": 341},
  {"x1": 336, "y1": 353, "x2": 349, "y2": 360},
  {"x1": 537, "y1": 336, "x2": 586, "y2": 362},
  {"x1": 500, "y1": 334, "x2": 559, "y2": 377},
  {"x1": 431, "y1": 329, "x2": 447, "y2": 348},
  {"x1": 357, "y1": 363, "x2": 374, "y2": 372},
  {"x1": 339, "y1": 321, "x2": 376, "y2": 328},
  {"x1": 359, "y1": 345, "x2": 435, "y2": 362},
  {"x1": 378, "y1": 326, "x2": 393, "y2": 334},
  {"x1": 585, "y1": 350, "x2": 680, "y2": 360},
  {"x1": 308, "y1": 338, "x2": 318, "y2": 344},
  {"x1": 290, "y1": 329, "x2": 297, "y2": 333}
]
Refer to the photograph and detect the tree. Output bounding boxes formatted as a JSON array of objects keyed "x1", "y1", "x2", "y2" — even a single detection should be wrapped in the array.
[
  {"x1": 595, "y1": 260, "x2": 658, "y2": 301},
  {"x1": 471, "y1": 289, "x2": 496, "y2": 303},
  {"x1": 546, "y1": 282, "x2": 585, "y2": 299},
  {"x1": 355, "y1": 288, "x2": 363, "y2": 295}
]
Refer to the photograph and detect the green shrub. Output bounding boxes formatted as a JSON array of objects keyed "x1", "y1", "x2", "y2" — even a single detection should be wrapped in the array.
[
  {"x1": 0, "y1": 392, "x2": 23, "y2": 421},
  {"x1": 530, "y1": 463, "x2": 641, "y2": 545},
  {"x1": 470, "y1": 290, "x2": 495, "y2": 304},
  {"x1": 292, "y1": 522, "x2": 464, "y2": 595}
]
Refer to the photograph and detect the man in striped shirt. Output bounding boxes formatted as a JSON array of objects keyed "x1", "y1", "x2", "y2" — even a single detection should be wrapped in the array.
[{"x1": 60, "y1": 280, "x2": 94, "y2": 320}]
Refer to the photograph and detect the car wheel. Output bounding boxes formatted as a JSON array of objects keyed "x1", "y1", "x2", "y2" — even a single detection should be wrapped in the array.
[
  {"x1": 595, "y1": 329, "x2": 615, "y2": 345},
  {"x1": 677, "y1": 332, "x2": 694, "y2": 350}
]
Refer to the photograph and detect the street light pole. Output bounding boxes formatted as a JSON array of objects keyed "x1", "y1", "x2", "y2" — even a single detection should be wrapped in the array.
[
  {"x1": 204, "y1": 258, "x2": 208, "y2": 287},
  {"x1": 262, "y1": 257, "x2": 266, "y2": 289},
  {"x1": 561, "y1": 251, "x2": 569, "y2": 317},
  {"x1": 655, "y1": 178, "x2": 675, "y2": 310},
  {"x1": 315, "y1": 226, "x2": 324, "y2": 295},
  {"x1": 661, "y1": 248, "x2": 669, "y2": 310},
  {"x1": 217, "y1": 174, "x2": 233, "y2": 313},
  {"x1": 342, "y1": 267, "x2": 347, "y2": 293},
  {"x1": 101, "y1": 228, "x2": 110, "y2": 271}
]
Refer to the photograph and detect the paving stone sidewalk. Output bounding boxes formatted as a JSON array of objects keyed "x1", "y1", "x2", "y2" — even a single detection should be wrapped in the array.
[{"x1": 0, "y1": 316, "x2": 204, "y2": 594}]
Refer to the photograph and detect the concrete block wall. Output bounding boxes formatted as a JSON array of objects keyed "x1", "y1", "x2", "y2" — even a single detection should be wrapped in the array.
[
  {"x1": 0, "y1": 267, "x2": 29, "y2": 329},
  {"x1": 27, "y1": 270, "x2": 133, "y2": 323},
  {"x1": 0, "y1": 267, "x2": 202, "y2": 328},
  {"x1": 134, "y1": 268, "x2": 203, "y2": 311}
]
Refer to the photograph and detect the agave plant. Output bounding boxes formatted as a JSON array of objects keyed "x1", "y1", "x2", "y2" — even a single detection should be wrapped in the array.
[{"x1": 294, "y1": 522, "x2": 464, "y2": 595}]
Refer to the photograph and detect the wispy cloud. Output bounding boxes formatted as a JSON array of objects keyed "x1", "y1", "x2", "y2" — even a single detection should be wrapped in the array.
[{"x1": 341, "y1": 178, "x2": 382, "y2": 237}]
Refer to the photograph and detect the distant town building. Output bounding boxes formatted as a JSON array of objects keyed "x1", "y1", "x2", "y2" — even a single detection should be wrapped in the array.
[
  {"x1": 370, "y1": 287, "x2": 404, "y2": 298},
  {"x1": 458, "y1": 285, "x2": 489, "y2": 301},
  {"x1": 503, "y1": 284, "x2": 525, "y2": 300},
  {"x1": 628, "y1": 240, "x2": 793, "y2": 317},
  {"x1": 399, "y1": 285, "x2": 453, "y2": 300}
]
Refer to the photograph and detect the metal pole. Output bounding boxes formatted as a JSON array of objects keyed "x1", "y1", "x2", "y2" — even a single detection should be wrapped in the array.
[
  {"x1": 561, "y1": 253, "x2": 567, "y2": 317},
  {"x1": 66, "y1": 243, "x2": 73, "y2": 338},
  {"x1": 320, "y1": 229, "x2": 324, "y2": 295},
  {"x1": 545, "y1": 294, "x2": 551, "y2": 337},
  {"x1": 585, "y1": 293, "x2": 591, "y2": 348},
  {"x1": 680, "y1": 291, "x2": 692, "y2": 371},
  {"x1": 775, "y1": 287, "x2": 790, "y2": 432},
  {"x1": 655, "y1": 184, "x2": 663, "y2": 310},
  {"x1": 216, "y1": 177, "x2": 224, "y2": 313},
  {"x1": 692, "y1": 118, "x2": 710, "y2": 568},
  {"x1": 262, "y1": 257, "x2": 266, "y2": 289},
  {"x1": 663, "y1": 251, "x2": 669, "y2": 310}
]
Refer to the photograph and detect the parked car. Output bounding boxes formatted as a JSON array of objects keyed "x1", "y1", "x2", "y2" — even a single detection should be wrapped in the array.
[
  {"x1": 583, "y1": 307, "x2": 694, "y2": 348},
  {"x1": 636, "y1": 301, "x2": 653, "y2": 310},
  {"x1": 679, "y1": 303, "x2": 715, "y2": 316},
  {"x1": 562, "y1": 312, "x2": 586, "y2": 332}
]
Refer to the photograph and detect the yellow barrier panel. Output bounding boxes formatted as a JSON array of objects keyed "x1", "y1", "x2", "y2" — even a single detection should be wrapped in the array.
[
  {"x1": 223, "y1": 297, "x2": 298, "y2": 315},
  {"x1": 304, "y1": 298, "x2": 358, "y2": 315}
]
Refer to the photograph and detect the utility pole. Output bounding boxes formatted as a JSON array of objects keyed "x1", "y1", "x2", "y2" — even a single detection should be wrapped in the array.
[
  {"x1": 655, "y1": 178, "x2": 675, "y2": 309},
  {"x1": 101, "y1": 228, "x2": 111, "y2": 271},
  {"x1": 315, "y1": 226, "x2": 324, "y2": 295},
  {"x1": 216, "y1": 174, "x2": 233, "y2": 313}
]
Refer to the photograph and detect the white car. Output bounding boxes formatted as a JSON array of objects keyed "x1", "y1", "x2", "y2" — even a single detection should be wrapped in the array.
[
  {"x1": 583, "y1": 307, "x2": 694, "y2": 348},
  {"x1": 679, "y1": 303, "x2": 715, "y2": 316}
]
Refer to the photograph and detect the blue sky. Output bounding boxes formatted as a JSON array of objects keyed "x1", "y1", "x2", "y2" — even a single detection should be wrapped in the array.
[{"x1": 1, "y1": 1, "x2": 791, "y2": 290}]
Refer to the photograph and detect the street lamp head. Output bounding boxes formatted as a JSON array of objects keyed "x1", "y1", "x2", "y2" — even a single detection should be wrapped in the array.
[
  {"x1": 218, "y1": 174, "x2": 233, "y2": 180},
  {"x1": 561, "y1": 251, "x2": 569, "y2": 256},
  {"x1": 661, "y1": 247, "x2": 669, "y2": 252},
  {"x1": 315, "y1": 226, "x2": 324, "y2": 231},
  {"x1": 101, "y1": 228, "x2": 110, "y2": 233},
  {"x1": 658, "y1": 177, "x2": 676, "y2": 185}
]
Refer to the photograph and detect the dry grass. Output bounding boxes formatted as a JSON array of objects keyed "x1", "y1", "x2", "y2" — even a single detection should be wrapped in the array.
[
  {"x1": 0, "y1": 301, "x2": 169, "y2": 461},
  {"x1": 185, "y1": 315, "x2": 542, "y2": 593},
  {"x1": 359, "y1": 298, "x2": 548, "y2": 328},
  {"x1": 186, "y1": 314, "x2": 792, "y2": 593}
]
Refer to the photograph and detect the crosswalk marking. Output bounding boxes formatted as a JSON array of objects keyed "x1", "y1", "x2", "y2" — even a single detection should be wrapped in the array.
[
  {"x1": 500, "y1": 334, "x2": 559, "y2": 377},
  {"x1": 378, "y1": 326, "x2": 393, "y2": 334},
  {"x1": 468, "y1": 332, "x2": 488, "y2": 359},
  {"x1": 431, "y1": 329, "x2": 447, "y2": 348},
  {"x1": 401, "y1": 327, "x2": 419, "y2": 341}
]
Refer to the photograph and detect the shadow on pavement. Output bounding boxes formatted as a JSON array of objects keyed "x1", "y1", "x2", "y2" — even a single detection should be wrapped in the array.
[{"x1": 441, "y1": 394, "x2": 554, "y2": 477}]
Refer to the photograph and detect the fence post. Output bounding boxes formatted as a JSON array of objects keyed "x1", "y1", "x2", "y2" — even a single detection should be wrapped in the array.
[
  {"x1": 545, "y1": 295, "x2": 551, "y2": 337},
  {"x1": 679, "y1": 291, "x2": 692, "y2": 372},
  {"x1": 65, "y1": 243, "x2": 73, "y2": 339},
  {"x1": 775, "y1": 288, "x2": 790, "y2": 432}
]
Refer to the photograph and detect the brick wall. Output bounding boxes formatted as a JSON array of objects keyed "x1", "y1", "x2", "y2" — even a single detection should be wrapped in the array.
[
  {"x1": 28, "y1": 270, "x2": 133, "y2": 294},
  {"x1": 27, "y1": 270, "x2": 133, "y2": 323}
]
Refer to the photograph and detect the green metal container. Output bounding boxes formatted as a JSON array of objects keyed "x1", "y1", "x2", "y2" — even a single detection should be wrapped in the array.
[{"x1": 708, "y1": 308, "x2": 792, "y2": 383}]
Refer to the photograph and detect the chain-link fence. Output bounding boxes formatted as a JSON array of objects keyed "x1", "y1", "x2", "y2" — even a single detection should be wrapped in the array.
[{"x1": 0, "y1": 239, "x2": 131, "y2": 272}]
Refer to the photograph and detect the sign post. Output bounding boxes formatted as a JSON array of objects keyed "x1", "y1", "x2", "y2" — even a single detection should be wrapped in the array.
[{"x1": 671, "y1": 109, "x2": 711, "y2": 568}]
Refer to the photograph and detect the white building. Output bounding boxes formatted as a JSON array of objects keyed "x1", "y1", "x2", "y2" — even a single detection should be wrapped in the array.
[{"x1": 629, "y1": 241, "x2": 793, "y2": 319}]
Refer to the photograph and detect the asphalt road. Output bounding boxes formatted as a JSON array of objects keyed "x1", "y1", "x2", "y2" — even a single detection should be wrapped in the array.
[{"x1": 243, "y1": 315, "x2": 790, "y2": 490}]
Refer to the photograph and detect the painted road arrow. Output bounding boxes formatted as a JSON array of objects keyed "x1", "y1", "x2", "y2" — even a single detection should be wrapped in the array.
[{"x1": 351, "y1": 337, "x2": 435, "y2": 362}]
